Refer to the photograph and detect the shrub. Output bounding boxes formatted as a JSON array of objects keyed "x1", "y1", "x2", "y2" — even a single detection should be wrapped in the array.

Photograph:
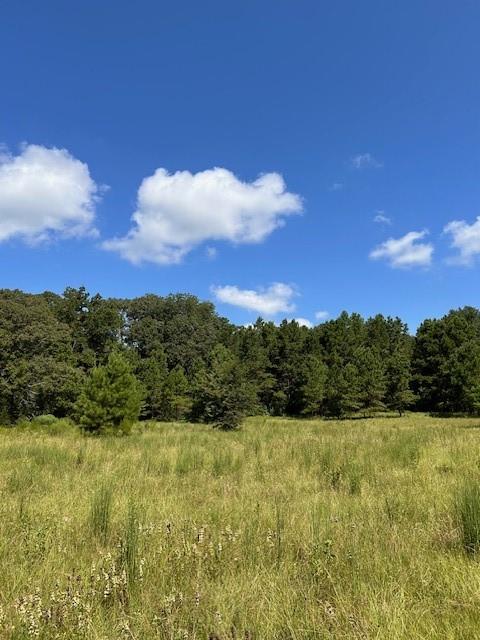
[
  {"x1": 32, "y1": 414, "x2": 58, "y2": 426},
  {"x1": 75, "y1": 352, "x2": 143, "y2": 435},
  {"x1": 15, "y1": 415, "x2": 75, "y2": 435}
]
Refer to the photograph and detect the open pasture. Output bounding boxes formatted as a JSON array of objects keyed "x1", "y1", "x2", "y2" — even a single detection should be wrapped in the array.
[{"x1": 1, "y1": 415, "x2": 480, "y2": 639}]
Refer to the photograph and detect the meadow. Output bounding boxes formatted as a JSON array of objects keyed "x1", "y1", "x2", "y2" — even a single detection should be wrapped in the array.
[{"x1": 1, "y1": 415, "x2": 480, "y2": 639}]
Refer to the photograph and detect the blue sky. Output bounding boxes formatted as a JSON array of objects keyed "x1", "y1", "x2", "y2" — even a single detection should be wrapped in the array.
[{"x1": 1, "y1": 0, "x2": 479, "y2": 331}]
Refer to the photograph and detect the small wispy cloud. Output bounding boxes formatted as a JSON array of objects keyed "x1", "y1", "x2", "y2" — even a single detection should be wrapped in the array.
[
  {"x1": 205, "y1": 246, "x2": 217, "y2": 260},
  {"x1": 370, "y1": 230, "x2": 433, "y2": 268},
  {"x1": 351, "y1": 153, "x2": 383, "y2": 169},
  {"x1": 444, "y1": 216, "x2": 480, "y2": 266},
  {"x1": 211, "y1": 282, "x2": 297, "y2": 316},
  {"x1": 373, "y1": 211, "x2": 392, "y2": 225},
  {"x1": 315, "y1": 310, "x2": 329, "y2": 321},
  {"x1": 329, "y1": 182, "x2": 344, "y2": 191}
]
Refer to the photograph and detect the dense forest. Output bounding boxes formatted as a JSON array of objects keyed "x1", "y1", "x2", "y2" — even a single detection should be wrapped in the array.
[{"x1": 1, "y1": 287, "x2": 480, "y2": 428}]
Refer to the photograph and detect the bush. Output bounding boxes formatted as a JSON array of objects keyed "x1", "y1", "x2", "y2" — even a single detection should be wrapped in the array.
[
  {"x1": 17, "y1": 415, "x2": 76, "y2": 435},
  {"x1": 32, "y1": 414, "x2": 58, "y2": 426},
  {"x1": 75, "y1": 351, "x2": 143, "y2": 435}
]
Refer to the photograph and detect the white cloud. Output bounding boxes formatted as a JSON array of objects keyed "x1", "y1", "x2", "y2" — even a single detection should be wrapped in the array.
[
  {"x1": 373, "y1": 211, "x2": 392, "y2": 225},
  {"x1": 205, "y1": 246, "x2": 217, "y2": 260},
  {"x1": 0, "y1": 144, "x2": 100, "y2": 243},
  {"x1": 292, "y1": 317, "x2": 313, "y2": 328},
  {"x1": 369, "y1": 230, "x2": 433, "y2": 268},
  {"x1": 444, "y1": 217, "x2": 480, "y2": 265},
  {"x1": 315, "y1": 310, "x2": 329, "y2": 321},
  {"x1": 103, "y1": 167, "x2": 302, "y2": 265},
  {"x1": 211, "y1": 282, "x2": 297, "y2": 316},
  {"x1": 330, "y1": 182, "x2": 344, "y2": 191},
  {"x1": 351, "y1": 153, "x2": 382, "y2": 169}
]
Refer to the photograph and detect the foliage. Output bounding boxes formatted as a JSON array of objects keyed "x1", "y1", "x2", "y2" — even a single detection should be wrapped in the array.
[
  {"x1": 3, "y1": 287, "x2": 480, "y2": 421},
  {"x1": 49, "y1": 286, "x2": 123, "y2": 369},
  {"x1": 193, "y1": 345, "x2": 257, "y2": 429},
  {"x1": 75, "y1": 351, "x2": 143, "y2": 434},
  {"x1": 355, "y1": 346, "x2": 386, "y2": 416},
  {"x1": 158, "y1": 365, "x2": 192, "y2": 421},
  {"x1": 233, "y1": 319, "x2": 277, "y2": 411},
  {"x1": 301, "y1": 355, "x2": 327, "y2": 416},
  {"x1": 412, "y1": 307, "x2": 480, "y2": 413},
  {"x1": 0, "y1": 289, "x2": 84, "y2": 421},
  {"x1": 136, "y1": 347, "x2": 168, "y2": 419},
  {"x1": 121, "y1": 293, "x2": 232, "y2": 376},
  {"x1": 324, "y1": 360, "x2": 361, "y2": 417},
  {"x1": 386, "y1": 350, "x2": 417, "y2": 415}
]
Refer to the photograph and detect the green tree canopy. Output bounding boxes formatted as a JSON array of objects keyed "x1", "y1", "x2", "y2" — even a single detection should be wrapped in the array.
[
  {"x1": 301, "y1": 355, "x2": 327, "y2": 417},
  {"x1": 193, "y1": 345, "x2": 257, "y2": 430},
  {"x1": 158, "y1": 365, "x2": 192, "y2": 421},
  {"x1": 0, "y1": 289, "x2": 82, "y2": 421}
]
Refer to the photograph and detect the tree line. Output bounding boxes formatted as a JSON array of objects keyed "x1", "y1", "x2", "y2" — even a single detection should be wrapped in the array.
[{"x1": 1, "y1": 287, "x2": 479, "y2": 430}]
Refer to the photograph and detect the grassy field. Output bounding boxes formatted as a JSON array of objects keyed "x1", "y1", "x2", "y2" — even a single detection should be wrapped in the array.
[{"x1": 1, "y1": 415, "x2": 480, "y2": 639}]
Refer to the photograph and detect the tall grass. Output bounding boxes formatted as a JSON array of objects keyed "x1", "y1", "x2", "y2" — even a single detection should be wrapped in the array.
[
  {"x1": 0, "y1": 414, "x2": 479, "y2": 638},
  {"x1": 456, "y1": 479, "x2": 480, "y2": 554},
  {"x1": 89, "y1": 481, "x2": 114, "y2": 544},
  {"x1": 120, "y1": 501, "x2": 142, "y2": 584}
]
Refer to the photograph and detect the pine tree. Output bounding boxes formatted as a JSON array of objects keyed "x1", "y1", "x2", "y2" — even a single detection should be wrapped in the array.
[
  {"x1": 465, "y1": 382, "x2": 480, "y2": 416},
  {"x1": 270, "y1": 389, "x2": 288, "y2": 416},
  {"x1": 270, "y1": 319, "x2": 308, "y2": 414},
  {"x1": 355, "y1": 347, "x2": 387, "y2": 416},
  {"x1": 448, "y1": 341, "x2": 480, "y2": 414},
  {"x1": 324, "y1": 360, "x2": 361, "y2": 418},
  {"x1": 386, "y1": 351, "x2": 416, "y2": 415},
  {"x1": 301, "y1": 355, "x2": 327, "y2": 416},
  {"x1": 158, "y1": 365, "x2": 192, "y2": 421},
  {"x1": 193, "y1": 345, "x2": 257, "y2": 430},
  {"x1": 412, "y1": 307, "x2": 480, "y2": 413},
  {"x1": 75, "y1": 351, "x2": 143, "y2": 434},
  {"x1": 137, "y1": 347, "x2": 168, "y2": 419},
  {"x1": 233, "y1": 321, "x2": 276, "y2": 413}
]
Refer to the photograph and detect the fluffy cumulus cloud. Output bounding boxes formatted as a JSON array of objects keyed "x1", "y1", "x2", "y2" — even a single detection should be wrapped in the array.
[
  {"x1": 103, "y1": 167, "x2": 302, "y2": 264},
  {"x1": 369, "y1": 230, "x2": 433, "y2": 268},
  {"x1": 444, "y1": 217, "x2": 480, "y2": 265},
  {"x1": 351, "y1": 153, "x2": 382, "y2": 169},
  {"x1": 211, "y1": 283, "x2": 297, "y2": 316},
  {"x1": 0, "y1": 144, "x2": 100, "y2": 243},
  {"x1": 315, "y1": 310, "x2": 329, "y2": 321}
]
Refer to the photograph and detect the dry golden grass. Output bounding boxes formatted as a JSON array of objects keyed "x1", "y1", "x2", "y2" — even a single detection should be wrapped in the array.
[{"x1": 1, "y1": 414, "x2": 480, "y2": 638}]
